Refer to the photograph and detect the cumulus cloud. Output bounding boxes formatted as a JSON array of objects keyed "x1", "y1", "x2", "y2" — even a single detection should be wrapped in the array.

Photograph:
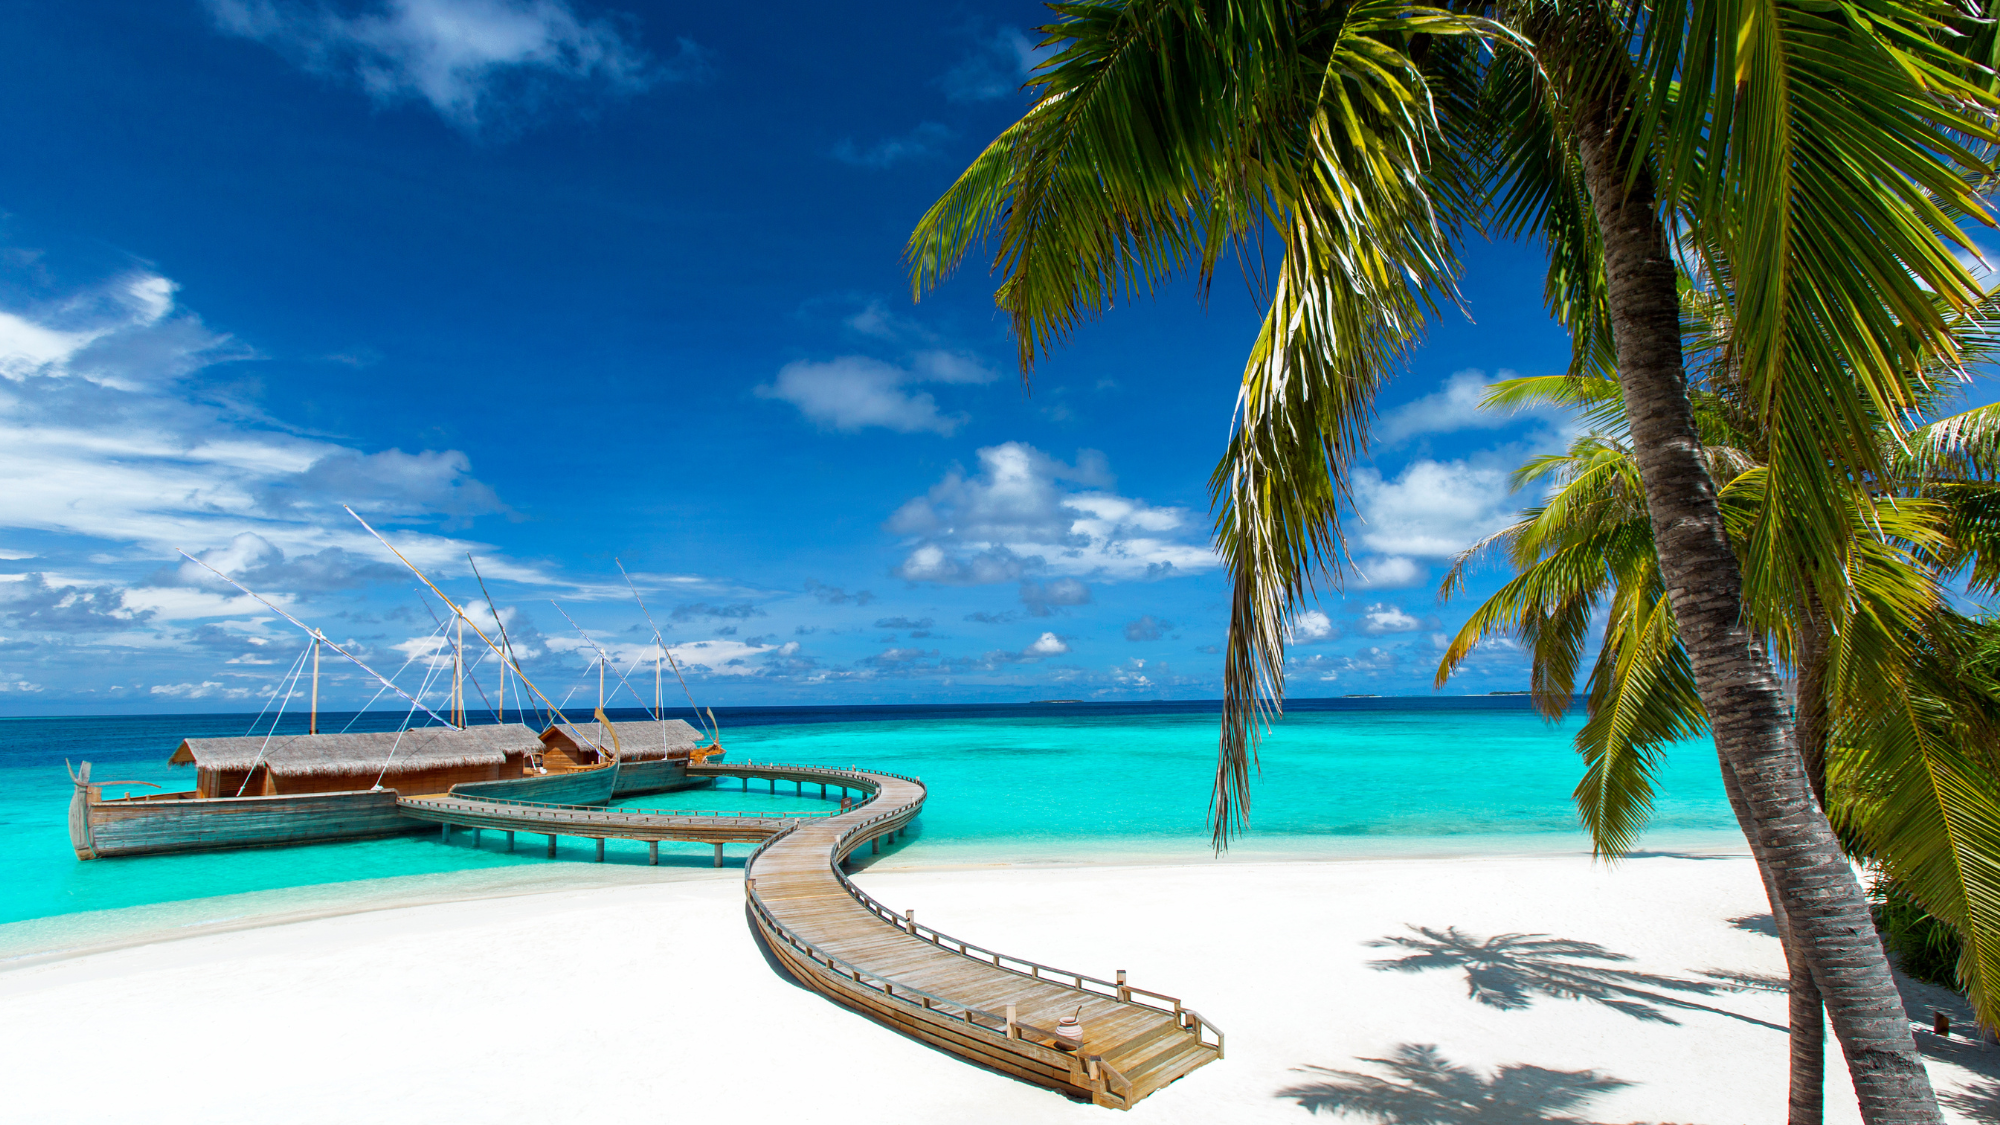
[
  {"x1": 1361, "y1": 603, "x2": 1422, "y2": 634},
  {"x1": 1019, "y1": 577, "x2": 1090, "y2": 617},
  {"x1": 155, "y1": 532, "x2": 406, "y2": 595},
  {"x1": 667, "y1": 601, "x2": 762, "y2": 622},
  {"x1": 805, "y1": 580, "x2": 874, "y2": 606},
  {"x1": 939, "y1": 27, "x2": 1052, "y2": 101},
  {"x1": 889, "y1": 443, "x2": 1216, "y2": 583},
  {"x1": 1353, "y1": 555, "x2": 1423, "y2": 589},
  {"x1": 3, "y1": 575, "x2": 154, "y2": 633},
  {"x1": 874, "y1": 616, "x2": 933, "y2": 630},
  {"x1": 1376, "y1": 368, "x2": 1568, "y2": 443},
  {"x1": 0, "y1": 265, "x2": 529, "y2": 588},
  {"x1": 1024, "y1": 631, "x2": 1069, "y2": 657},
  {"x1": 1123, "y1": 614, "x2": 1172, "y2": 642},
  {"x1": 204, "y1": 0, "x2": 695, "y2": 131},
  {"x1": 756, "y1": 351, "x2": 997, "y2": 435},
  {"x1": 1351, "y1": 459, "x2": 1519, "y2": 559},
  {"x1": 1291, "y1": 609, "x2": 1337, "y2": 643},
  {"x1": 832, "y1": 122, "x2": 952, "y2": 168}
]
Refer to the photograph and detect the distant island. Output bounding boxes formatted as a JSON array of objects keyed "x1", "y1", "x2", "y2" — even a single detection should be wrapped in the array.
[
  {"x1": 1031, "y1": 699, "x2": 1083, "y2": 704},
  {"x1": 1488, "y1": 691, "x2": 1533, "y2": 696},
  {"x1": 1342, "y1": 694, "x2": 1381, "y2": 698}
]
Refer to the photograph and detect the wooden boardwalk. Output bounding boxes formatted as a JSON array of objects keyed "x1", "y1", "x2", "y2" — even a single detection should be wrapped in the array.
[{"x1": 401, "y1": 761, "x2": 1222, "y2": 1108}]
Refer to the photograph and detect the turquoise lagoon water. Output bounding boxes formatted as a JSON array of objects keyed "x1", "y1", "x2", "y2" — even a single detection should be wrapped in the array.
[{"x1": 0, "y1": 699, "x2": 1742, "y2": 938}]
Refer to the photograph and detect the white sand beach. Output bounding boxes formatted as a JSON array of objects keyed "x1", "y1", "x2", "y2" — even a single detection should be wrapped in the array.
[{"x1": 1, "y1": 852, "x2": 1992, "y2": 1124}]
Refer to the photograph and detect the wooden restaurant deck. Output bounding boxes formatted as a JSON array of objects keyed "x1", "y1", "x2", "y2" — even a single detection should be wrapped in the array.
[{"x1": 397, "y1": 760, "x2": 1222, "y2": 1108}]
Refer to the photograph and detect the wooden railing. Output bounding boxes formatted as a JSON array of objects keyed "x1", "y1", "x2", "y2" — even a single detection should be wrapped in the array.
[
  {"x1": 406, "y1": 795, "x2": 822, "y2": 831},
  {"x1": 740, "y1": 765, "x2": 1223, "y2": 1077},
  {"x1": 430, "y1": 792, "x2": 836, "y2": 821},
  {"x1": 820, "y1": 808, "x2": 1226, "y2": 1059},
  {"x1": 743, "y1": 842, "x2": 1133, "y2": 1104}
]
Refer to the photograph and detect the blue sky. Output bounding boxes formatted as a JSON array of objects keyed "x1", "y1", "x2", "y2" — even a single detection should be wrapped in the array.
[{"x1": 0, "y1": 0, "x2": 1651, "y2": 714}]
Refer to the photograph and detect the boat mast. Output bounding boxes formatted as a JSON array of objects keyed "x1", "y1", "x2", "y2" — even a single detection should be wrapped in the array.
[
  {"x1": 454, "y1": 615, "x2": 465, "y2": 729},
  {"x1": 309, "y1": 636, "x2": 320, "y2": 735}
]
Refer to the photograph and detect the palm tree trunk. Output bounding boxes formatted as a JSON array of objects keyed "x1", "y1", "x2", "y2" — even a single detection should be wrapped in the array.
[
  {"x1": 1788, "y1": 608, "x2": 1834, "y2": 1125},
  {"x1": 1571, "y1": 91, "x2": 1940, "y2": 1124},
  {"x1": 1722, "y1": 755, "x2": 1828, "y2": 1125}
]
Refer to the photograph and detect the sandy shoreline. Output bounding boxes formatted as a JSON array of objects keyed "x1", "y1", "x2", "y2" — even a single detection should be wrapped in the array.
[{"x1": 1, "y1": 851, "x2": 1993, "y2": 1123}]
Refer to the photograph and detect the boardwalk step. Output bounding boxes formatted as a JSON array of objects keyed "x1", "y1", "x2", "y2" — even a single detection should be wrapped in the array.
[{"x1": 1115, "y1": 1037, "x2": 1218, "y2": 1097}]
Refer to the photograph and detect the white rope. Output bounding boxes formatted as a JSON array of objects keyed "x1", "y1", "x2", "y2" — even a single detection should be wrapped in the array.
[
  {"x1": 616, "y1": 559, "x2": 716, "y2": 743},
  {"x1": 235, "y1": 642, "x2": 314, "y2": 797},
  {"x1": 372, "y1": 637, "x2": 455, "y2": 790},
  {"x1": 340, "y1": 614, "x2": 452, "y2": 733}
]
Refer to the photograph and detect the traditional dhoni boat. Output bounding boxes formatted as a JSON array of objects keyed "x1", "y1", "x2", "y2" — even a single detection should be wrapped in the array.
[{"x1": 69, "y1": 514, "x2": 725, "y2": 860}]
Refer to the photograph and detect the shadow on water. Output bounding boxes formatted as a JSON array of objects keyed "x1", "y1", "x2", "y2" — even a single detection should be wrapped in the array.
[
  {"x1": 1368, "y1": 926, "x2": 1785, "y2": 1031},
  {"x1": 1276, "y1": 1044, "x2": 1630, "y2": 1124}
]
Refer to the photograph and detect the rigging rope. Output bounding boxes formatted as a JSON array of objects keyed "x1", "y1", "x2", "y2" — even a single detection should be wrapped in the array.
[{"x1": 234, "y1": 642, "x2": 314, "y2": 797}]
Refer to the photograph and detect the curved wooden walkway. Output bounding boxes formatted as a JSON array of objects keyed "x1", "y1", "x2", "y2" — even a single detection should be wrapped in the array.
[{"x1": 403, "y1": 761, "x2": 1222, "y2": 1108}]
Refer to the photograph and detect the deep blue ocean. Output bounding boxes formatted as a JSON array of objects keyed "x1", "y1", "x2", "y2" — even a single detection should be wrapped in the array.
[{"x1": 0, "y1": 699, "x2": 1740, "y2": 936}]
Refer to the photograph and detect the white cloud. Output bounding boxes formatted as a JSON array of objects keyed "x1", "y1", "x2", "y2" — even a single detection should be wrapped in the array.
[
  {"x1": 1292, "y1": 610, "x2": 1336, "y2": 642},
  {"x1": 1024, "y1": 631, "x2": 1068, "y2": 656},
  {"x1": 890, "y1": 442, "x2": 1216, "y2": 582},
  {"x1": 940, "y1": 28, "x2": 1052, "y2": 101},
  {"x1": 1379, "y1": 368, "x2": 1566, "y2": 443},
  {"x1": 1362, "y1": 603, "x2": 1421, "y2": 634},
  {"x1": 0, "y1": 677, "x2": 42, "y2": 693},
  {"x1": 756, "y1": 352, "x2": 997, "y2": 435},
  {"x1": 0, "y1": 267, "x2": 532, "y2": 592},
  {"x1": 833, "y1": 122, "x2": 951, "y2": 168},
  {"x1": 205, "y1": 0, "x2": 691, "y2": 131},
  {"x1": 1351, "y1": 460, "x2": 1519, "y2": 558},
  {"x1": 149, "y1": 680, "x2": 250, "y2": 699},
  {"x1": 1353, "y1": 555, "x2": 1422, "y2": 588}
]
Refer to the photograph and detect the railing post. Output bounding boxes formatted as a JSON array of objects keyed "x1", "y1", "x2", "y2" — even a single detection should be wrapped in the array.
[
  {"x1": 905, "y1": 908, "x2": 915, "y2": 934},
  {"x1": 1117, "y1": 969, "x2": 1130, "y2": 1003},
  {"x1": 1006, "y1": 1004, "x2": 1019, "y2": 1040}
]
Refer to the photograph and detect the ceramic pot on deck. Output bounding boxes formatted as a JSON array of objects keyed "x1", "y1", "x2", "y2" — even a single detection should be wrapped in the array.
[{"x1": 1056, "y1": 1015, "x2": 1082, "y2": 1043}]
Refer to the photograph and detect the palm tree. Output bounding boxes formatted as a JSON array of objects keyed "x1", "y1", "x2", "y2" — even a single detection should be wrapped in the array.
[
  {"x1": 1435, "y1": 368, "x2": 2000, "y2": 1119},
  {"x1": 908, "y1": 2, "x2": 1997, "y2": 1119}
]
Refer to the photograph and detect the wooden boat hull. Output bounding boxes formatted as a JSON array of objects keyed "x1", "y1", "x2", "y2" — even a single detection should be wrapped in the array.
[
  {"x1": 72, "y1": 786, "x2": 418, "y2": 859},
  {"x1": 451, "y1": 764, "x2": 618, "y2": 804}
]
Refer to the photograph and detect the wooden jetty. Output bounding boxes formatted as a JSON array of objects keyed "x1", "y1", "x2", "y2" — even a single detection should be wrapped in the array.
[
  {"x1": 73, "y1": 751, "x2": 1222, "y2": 1107},
  {"x1": 405, "y1": 760, "x2": 1222, "y2": 1106}
]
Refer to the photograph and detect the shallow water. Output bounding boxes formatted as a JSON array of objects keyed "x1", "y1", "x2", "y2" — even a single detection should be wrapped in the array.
[{"x1": 0, "y1": 699, "x2": 1738, "y2": 933}]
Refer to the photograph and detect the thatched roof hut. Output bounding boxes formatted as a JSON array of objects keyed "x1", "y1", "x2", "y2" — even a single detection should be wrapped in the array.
[
  {"x1": 540, "y1": 718, "x2": 704, "y2": 766},
  {"x1": 170, "y1": 723, "x2": 542, "y2": 797}
]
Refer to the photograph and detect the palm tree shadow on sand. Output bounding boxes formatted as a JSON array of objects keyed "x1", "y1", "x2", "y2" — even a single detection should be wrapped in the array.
[
  {"x1": 1368, "y1": 926, "x2": 1784, "y2": 1030},
  {"x1": 1277, "y1": 1044, "x2": 1630, "y2": 1124}
]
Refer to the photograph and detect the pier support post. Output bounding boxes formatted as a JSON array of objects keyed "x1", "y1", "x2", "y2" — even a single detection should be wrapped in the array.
[
  {"x1": 819, "y1": 783, "x2": 826, "y2": 798},
  {"x1": 506, "y1": 831, "x2": 515, "y2": 852},
  {"x1": 546, "y1": 834, "x2": 557, "y2": 858},
  {"x1": 441, "y1": 823, "x2": 450, "y2": 842},
  {"x1": 713, "y1": 842, "x2": 724, "y2": 867},
  {"x1": 594, "y1": 838, "x2": 605, "y2": 862},
  {"x1": 871, "y1": 836, "x2": 880, "y2": 855},
  {"x1": 472, "y1": 828, "x2": 482, "y2": 847}
]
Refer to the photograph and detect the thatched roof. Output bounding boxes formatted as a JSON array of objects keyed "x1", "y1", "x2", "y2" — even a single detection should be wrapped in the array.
[
  {"x1": 169, "y1": 723, "x2": 542, "y2": 777},
  {"x1": 542, "y1": 718, "x2": 703, "y2": 761}
]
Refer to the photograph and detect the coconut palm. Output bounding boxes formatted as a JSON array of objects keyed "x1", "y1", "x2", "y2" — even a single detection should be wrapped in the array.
[
  {"x1": 908, "y1": 1, "x2": 1997, "y2": 1119},
  {"x1": 1436, "y1": 368, "x2": 2000, "y2": 1118}
]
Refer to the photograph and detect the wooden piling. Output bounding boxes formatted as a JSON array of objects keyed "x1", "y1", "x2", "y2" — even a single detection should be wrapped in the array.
[
  {"x1": 506, "y1": 830, "x2": 515, "y2": 852},
  {"x1": 472, "y1": 828, "x2": 481, "y2": 847},
  {"x1": 713, "y1": 842, "x2": 724, "y2": 867},
  {"x1": 546, "y1": 833, "x2": 557, "y2": 858},
  {"x1": 594, "y1": 837, "x2": 606, "y2": 862},
  {"x1": 440, "y1": 823, "x2": 449, "y2": 842}
]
